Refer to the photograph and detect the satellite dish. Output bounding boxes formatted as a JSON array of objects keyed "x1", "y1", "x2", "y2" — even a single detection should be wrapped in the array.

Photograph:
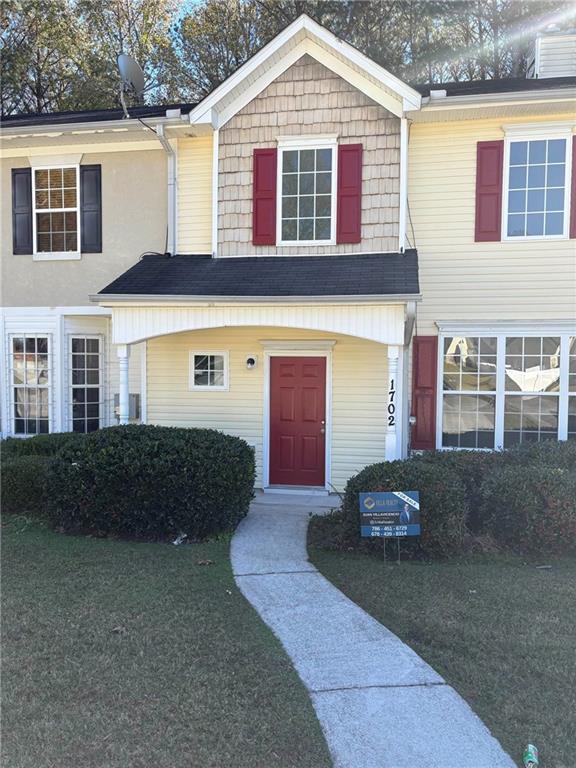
[{"x1": 117, "y1": 53, "x2": 145, "y2": 118}]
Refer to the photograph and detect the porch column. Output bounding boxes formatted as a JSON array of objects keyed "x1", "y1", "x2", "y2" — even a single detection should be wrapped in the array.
[
  {"x1": 385, "y1": 345, "x2": 400, "y2": 461},
  {"x1": 117, "y1": 344, "x2": 130, "y2": 425}
]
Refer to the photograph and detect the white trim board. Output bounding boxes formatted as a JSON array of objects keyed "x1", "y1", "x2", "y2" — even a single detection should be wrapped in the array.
[{"x1": 262, "y1": 348, "x2": 332, "y2": 491}]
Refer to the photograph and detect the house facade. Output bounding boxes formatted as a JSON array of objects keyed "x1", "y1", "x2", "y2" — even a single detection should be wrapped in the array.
[{"x1": 1, "y1": 16, "x2": 575, "y2": 491}]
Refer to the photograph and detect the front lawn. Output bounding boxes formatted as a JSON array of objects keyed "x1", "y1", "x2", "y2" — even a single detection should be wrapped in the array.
[
  {"x1": 2, "y1": 517, "x2": 331, "y2": 768},
  {"x1": 309, "y1": 522, "x2": 576, "y2": 768}
]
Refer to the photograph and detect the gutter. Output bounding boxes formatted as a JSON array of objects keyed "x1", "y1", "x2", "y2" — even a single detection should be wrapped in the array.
[
  {"x1": 155, "y1": 124, "x2": 177, "y2": 256},
  {"x1": 90, "y1": 293, "x2": 422, "y2": 305},
  {"x1": 413, "y1": 86, "x2": 576, "y2": 113}
]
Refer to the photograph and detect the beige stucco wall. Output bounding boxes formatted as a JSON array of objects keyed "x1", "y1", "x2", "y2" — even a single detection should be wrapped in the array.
[
  {"x1": 146, "y1": 326, "x2": 389, "y2": 490},
  {"x1": 1, "y1": 149, "x2": 166, "y2": 307},
  {"x1": 218, "y1": 54, "x2": 400, "y2": 256},
  {"x1": 177, "y1": 135, "x2": 213, "y2": 254},
  {"x1": 409, "y1": 114, "x2": 576, "y2": 335}
]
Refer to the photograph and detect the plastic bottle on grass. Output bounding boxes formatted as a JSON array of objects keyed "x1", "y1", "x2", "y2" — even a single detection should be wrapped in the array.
[{"x1": 523, "y1": 744, "x2": 539, "y2": 767}]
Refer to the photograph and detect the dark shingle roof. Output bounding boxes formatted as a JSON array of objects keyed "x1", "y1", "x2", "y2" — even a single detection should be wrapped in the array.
[
  {"x1": 0, "y1": 103, "x2": 197, "y2": 128},
  {"x1": 416, "y1": 75, "x2": 576, "y2": 98},
  {"x1": 98, "y1": 251, "x2": 419, "y2": 298}
]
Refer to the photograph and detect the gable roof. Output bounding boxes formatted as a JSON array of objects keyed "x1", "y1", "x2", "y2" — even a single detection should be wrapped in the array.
[
  {"x1": 96, "y1": 251, "x2": 420, "y2": 301},
  {"x1": 188, "y1": 14, "x2": 422, "y2": 126}
]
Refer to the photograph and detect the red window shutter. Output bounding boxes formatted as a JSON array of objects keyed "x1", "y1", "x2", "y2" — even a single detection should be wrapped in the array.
[
  {"x1": 570, "y1": 135, "x2": 576, "y2": 239},
  {"x1": 337, "y1": 143, "x2": 362, "y2": 244},
  {"x1": 252, "y1": 148, "x2": 277, "y2": 245},
  {"x1": 475, "y1": 140, "x2": 503, "y2": 242},
  {"x1": 411, "y1": 336, "x2": 438, "y2": 451}
]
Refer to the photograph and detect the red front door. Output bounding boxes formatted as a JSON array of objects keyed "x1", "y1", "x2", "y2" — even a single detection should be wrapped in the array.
[{"x1": 269, "y1": 356, "x2": 326, "y2": 486}]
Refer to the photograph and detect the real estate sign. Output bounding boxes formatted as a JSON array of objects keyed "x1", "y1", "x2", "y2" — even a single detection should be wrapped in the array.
[{"x1": 359, "y1": 491, "x2": 420, "y2": 537}]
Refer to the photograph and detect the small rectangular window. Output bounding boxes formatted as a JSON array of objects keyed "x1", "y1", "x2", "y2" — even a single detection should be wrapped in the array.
[
  {"x1": 279, "y1": 144, "x2": 335, "y2": 244},
  {"x1": 190, "y1": 352, "x2": 228, "y2": 390},
  {"x1": 33, "y1": 166, "x2": 79, "y2": 253},
  {"x1": 11, "y1": 335, "x2": 51, "y2": 435},
  {"x1": 70, "y1": 336, "x2": 102, "y2": 433},
  {"x1": 505, "y1": 138, "x2": 568, "y2": 239}
]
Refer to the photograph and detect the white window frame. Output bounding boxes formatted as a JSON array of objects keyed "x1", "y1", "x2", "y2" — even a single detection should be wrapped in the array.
[
  {"x1": 276, "y1": 135, "x2": 338, "y2": 247},
  {"x1": 9, "y1": 333, "x2": 53, "y2": 436},
  {"x1": 32, "y1": 164, "x2": 81, "y2": 261},
  {"x1": 68, "y1": 334, "x2": 104, "y2": 433},
  {"x1": 436, "y1": 329, "x2": 574, "y2": 451},
  {"x1": 501, "y1": 127, "x2": 573, "y2": 243},
  {"x1": 189, "y1": 351, "x2": 229, "y2": 391}
]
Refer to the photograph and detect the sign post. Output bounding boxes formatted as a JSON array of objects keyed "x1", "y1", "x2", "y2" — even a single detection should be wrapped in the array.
[{"x1": 359, "y1": 491, "x2": 420, "y2": 563}]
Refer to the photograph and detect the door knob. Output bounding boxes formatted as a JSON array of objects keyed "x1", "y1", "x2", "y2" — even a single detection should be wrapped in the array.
[{"x1": 320, "y1": 427, "x2": 326, "y2": 434}]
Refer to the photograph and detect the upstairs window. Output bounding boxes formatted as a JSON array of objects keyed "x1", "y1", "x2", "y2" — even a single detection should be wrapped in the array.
[
  {"x1": 278, "y1": 139, "x2": 336, "y2": 245},
  {"x1": 505, "y1": 138, "x2": 569, "y2": 239},
  {"x1": 33, "y1": 166, "x2": 79, "y2": 255}
]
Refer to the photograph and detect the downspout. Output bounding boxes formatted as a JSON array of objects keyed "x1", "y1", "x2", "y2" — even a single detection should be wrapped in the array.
[
  {"x1": 156, "y1": 124, "x2": 177, "y2": 256},
  {"x1": 398, "y1": 116, "x2": 409, "y2": 253}
]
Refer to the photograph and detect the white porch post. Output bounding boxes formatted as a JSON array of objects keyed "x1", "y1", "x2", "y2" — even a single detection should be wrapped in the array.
[
  {"x1": 385, "y1": 345, "x2": 400, "y2": 461},
  {"x1": 117, "y1": 344, "x2": 130, "y2": 425}
]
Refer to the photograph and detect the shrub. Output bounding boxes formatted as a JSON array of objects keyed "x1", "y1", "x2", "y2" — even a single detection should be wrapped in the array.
[
  {"x1": 47, "y1": 424, "x2": 255, "y2": 540},
  {"x1": 1, "y1": 455, "x2": 51, "y2": 516},
  {"x1": 1, "y1": 432, "x2": 87, "y2": 461},
  {"x1": 480, "y1": 464, "x2": 576, "y2": 554},
  {"x1": 415, "y1": 450, "x2": 506, "y2": 532},
  {"x1": 341, "y1": 459, "x2": 468, "y2": 558},
  {"x1": 507, "y1": 439, "x2": 576, "y2": 472}
]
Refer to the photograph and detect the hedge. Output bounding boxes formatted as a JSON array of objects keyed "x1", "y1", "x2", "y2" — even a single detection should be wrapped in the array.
[
  {"x1": 341, "y1": 459, "x2": 468, "y2": 558},
  {"x1": 2, "y1": 455, "x2": 51, "y2": 516},
  {"x1": 47, "y1": 424, "x2": 255, "y2": 540},
  {"x1": 480, "y1": 464, "x2": 576, "y2": 554},
  {"x1": 1, "y1": 432, "x2": 87, "y2": 460}
]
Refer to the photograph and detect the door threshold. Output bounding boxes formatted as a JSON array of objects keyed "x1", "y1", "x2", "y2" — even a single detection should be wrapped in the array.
[{"x1": 264, "y1": 485, "x2": 329, "y2": 496}]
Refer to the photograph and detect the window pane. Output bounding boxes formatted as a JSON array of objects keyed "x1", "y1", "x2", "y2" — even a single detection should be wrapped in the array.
[
  {"x1": 528, "y1": 141, "x2": 546, "y2": 164},
  {"x1": 315, "y1": 218, "x2": 331, "y2": 240},
  {"x1": 212, "y1": 355, "x2": 224, "y2": 371},
  {"x1": 526, "y1": 213, "x2": 544, "y2": 236},
  {"x1": 282, "y1": 175, "x2": 297, "y2": 195},
  {"x1": 508, "y1": 191, "x2": 525, "y2": 213},
  {"x1": 509, "y1": 141, "x2": 527, "y2": 165},
  {"x1": 283, "y1": 151, "x2": 298, "y2": 173},
  {"x1": 282, "y1": 219, "x2": 297, "y2": 240},
  {"x1": 545, "y1": 212, "x2": 563, "y2": 236},
  {"x1": 299, "y1": 218, "x2": 313, "y2": 240},
  {"x1": 35, "y1": 170, "x2": 49, "y2": 189},
  {"x1": 316, "y1": 173, "x2": 331, "y2": 194},
  {"x1": 526, "y1": 189, "x2": 544, "y2": 212},
  {"x1": 527, "y1": 165, "x2": 545, "y2": 188},
  {"x1": 509, "y1": 166, "x2": 526, "y2": 189},
  {"x1": 300, "y1": 150, "x2": 314, "y2": 171},
  {"x1": 507, "y1": 215, "x2": 525, "y2": 237},
  {"x1": 299, "y1": 196, "x2": 314, "y2": 218},
  {"x1": 316, "y1": 148, "x2": 332, "y2": 171},
  {"x1": 65, "y1": 233, "x2": 78, "y2": 251},
  {"x1": 547, "y1": 139, "x2": 565, "y2": 163},
  {"x1": 63, "y1": 188, "x2": 77, "y2": 207},
  {"x1": 316, "y1": 195, "x2": 331, "y2": 217},
  {"x1": 52, "y1": 233, "x2": 65, "y2": 251},
  {"x1": 547, "y1": 164, "x2": 565, "y2": 187},
  {"x1": 283, "y1": 197, "x2": 297, "y2": 218},
  {"x1": 63, "y1": 168, "x2": 76, "y2": 186},
  {"x1": 546, "y1": 188, "x2": 564, "y2": 212},
  {"x1": 35, "y1": 190, "x2": 49, "y2": 209},
  {"x1": 37, "y1": 212, "x2": 51, "y2": 232},
  {"x1": 195, "y1": 355, "x2": 209, "y2": 369},
  {"x1": 49, "y1": 168, "x2": 63, "y2": 187},
  {"x1": 49, "y1": 188, "x2": 63, "y2": 208},
  {"x1": 299, "y1": 173, "x2": 314, "y2": 195},
  {"x1": 194, "y1": 371, "x2": 209, "y2": 386},
  {"x1": 211, "y1": 371, "x2": 224, "y2": 387}
]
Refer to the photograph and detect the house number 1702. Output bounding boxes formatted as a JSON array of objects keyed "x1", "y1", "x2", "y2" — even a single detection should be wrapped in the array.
[{"x1": 388, "y1": 379, "x2": 396, "y2": 426}]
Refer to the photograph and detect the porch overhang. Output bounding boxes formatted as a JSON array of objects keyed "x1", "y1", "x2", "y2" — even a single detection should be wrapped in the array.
[{"x1": 93, "y1": 300, "x2": 416, "y2": 347}]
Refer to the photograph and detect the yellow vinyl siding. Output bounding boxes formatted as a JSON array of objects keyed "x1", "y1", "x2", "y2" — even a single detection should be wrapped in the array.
[
  {"x1": 177, "y1": 136, "x2": 213, "y2": 254},
  {"x1": 146, "y1": 326, "x2": 388, "y2": 490},
  {"x1": 409, "y1": 114, "x2": 576, "y2": 334}
]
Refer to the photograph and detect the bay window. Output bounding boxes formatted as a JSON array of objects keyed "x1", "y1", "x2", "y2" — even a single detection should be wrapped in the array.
[{"x1": 439, "y1": 332, "x2": 574, "y2": 449}]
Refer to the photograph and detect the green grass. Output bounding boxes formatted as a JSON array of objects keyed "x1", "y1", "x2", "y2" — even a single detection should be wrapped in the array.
[
  {"x1": 2, "y1": 516, "x2": 331, "y2": 768},
  {"x1": 309, "y1": 518, "x2": 576, "y2": 768}
]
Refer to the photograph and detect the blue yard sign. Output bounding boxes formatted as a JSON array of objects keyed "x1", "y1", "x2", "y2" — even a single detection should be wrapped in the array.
[{"x1": 359, "y1": 491, "x2": 421, "y2": 537}]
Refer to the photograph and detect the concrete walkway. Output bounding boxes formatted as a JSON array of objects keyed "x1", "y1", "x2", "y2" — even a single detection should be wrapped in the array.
[{"x1": 231, "y1": 492, "x2": 515, "y2": 768}]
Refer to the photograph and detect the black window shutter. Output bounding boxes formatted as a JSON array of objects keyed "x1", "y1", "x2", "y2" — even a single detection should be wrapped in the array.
[
  {"x1": 12, "y1": 168, "x2": 33, "y2": 254},
  {"x1": 80, "y1": 165, "x2": 102, "y2": 253}
]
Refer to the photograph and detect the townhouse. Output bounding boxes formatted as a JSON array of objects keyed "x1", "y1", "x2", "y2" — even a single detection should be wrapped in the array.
[{"x1": 1, "y1": 16, "x2": 575, "y2": 491}]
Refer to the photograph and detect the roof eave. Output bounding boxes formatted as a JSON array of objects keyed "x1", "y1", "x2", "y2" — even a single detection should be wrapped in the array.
[{"x1": 92, "y1": 293, "x2": 422, "y2": 306}]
